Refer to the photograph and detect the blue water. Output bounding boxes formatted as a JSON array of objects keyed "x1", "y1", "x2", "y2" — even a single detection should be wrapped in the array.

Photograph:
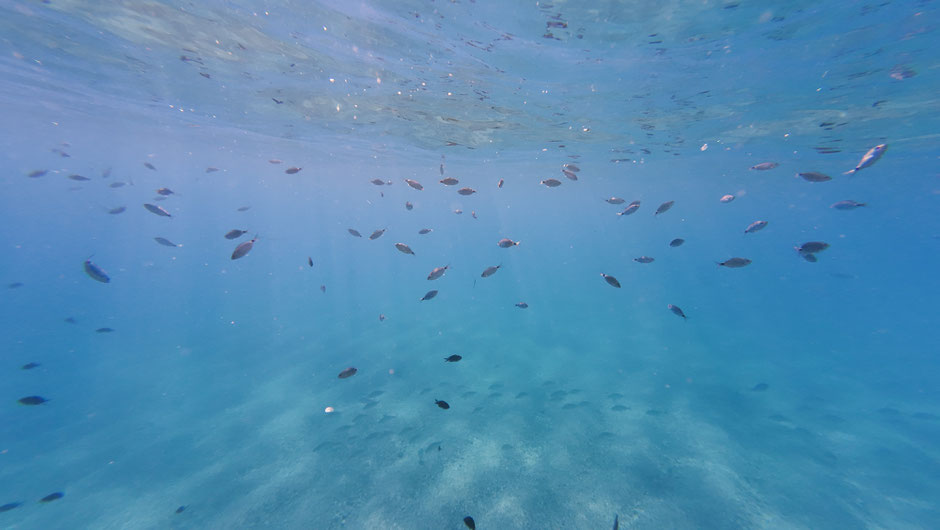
[{"x1": 2, "y1": 1, "x2": 939, "y2": 528}]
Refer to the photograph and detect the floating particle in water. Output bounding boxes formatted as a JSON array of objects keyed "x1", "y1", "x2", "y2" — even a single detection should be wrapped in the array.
[
  {"x1": 427, "y1": 265, "x2": 449, "y2": 280},
  {"x1": 435, "y1": 399, "x2": 450, "y2": 409},
  {"x1": 798, "y1": 171, "x2": 832, "y2": 182},
  {"x1": 601, "y1": 273, "x2": 621, "y2": 288},
  {"x1": 481, "y1": 265, "x2": 501, "y2": 277},
  {"x1": 605, "y1": 197, "x2": 625, "y2": 204},
  {"x1": 18, "y1": 396, "x2": 48, "y2": 405},
  {"x1": 348, "y1": 228, "x2": 362, "y2": 237},
  {"x1": 444, "y1": 355, "x2": 462, "y2": 362},
  {"x1": 844, "y1": 144, "x2": 887, "y2": 175},
  {"x1": 338, "y1": 367, "x2": 357, "y2": 379},
  {"x1": 497, "y1": 238, "x2": 519, "y2": 248},
  {"x1": 669, "y1": 238, "x2": 685, "y2": 247},
  {"x1": 231, "y1": 238, "x2": 257, "y2": 260},
  {"x1": 285, "y1": 167, "x2": 302, "y2": 174},
  {"x1": 404, "y1": 179, "x2": 423, "y2": 190},
  {"x1": 420, "y1": 290, "x2": 438, "y2": 301},
  {"x1": 744, "y1": 220, "x2": 768, "y2": 234},
  {"x1": 395, "y1": 243, "x2": 415, "y2": 255},
  {"x1": 541, "y1": 178, "x2": 561, "y2": 187},
  {"x1": 83, "y1": 259, "x2": 110, "y2": 283},
  {"x1": 717, "y1": 257, "x2": 751, "y2": 268},
  {"x1": 143, "y1": 203, "x2": 172, "y2": 217},
  {"x1": 750, "y1": 162, "x2": 779, "y2": 170},
  {"x1": 440, "y1": 177, "x2": 459, "y2": 185},
  {"x1": 668, "y1": 304, "x2": 686, "y2": 319},
  {"x1": 655, "y1": 201, "x2": 674, "y2": 215},
  {"x1": 831, "y1": 200, "x2": 866, "y2": 210},
  {"x1": 369, "y1": 228, "x2": 386, "y2": 240}
]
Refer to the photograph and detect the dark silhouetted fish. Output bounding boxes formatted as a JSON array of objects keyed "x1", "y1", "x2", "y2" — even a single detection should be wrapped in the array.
[
  {"x1": 618, "y1": 201, "x2": 641, "y2": 216},
  {"x1": 844, "y1": 144, "x2": 887, "y2": 175},
  {"x1": 156, "y1": 187, "x2": 175, "y2": 196},
  {"x1": 801, "y1": 253, "x2": 818, "y2": 263},
  {"x1": 435, "y1": 399, "x2": 450, "y2": 409},
  {"x1": 668, "y1": 304, "x2": 686, "y2": 319},
  {"x1": 348, "y1": 228, "x2": 362, "y2": 237},
  {"x1": 613, "y1": 513, "x2": 619, "y2": 530},
  {"x1": 749, "y1": 162, "x2": 779, "y2": 170},
  {"x1": 21, "y1": 362, "x2": 41, "y2": 370},
  {"x1": 605, "y1": 197, "x2": 625, "y2": 204},
  {"x1": 225, "y1": 229, "x2": 248, "y2": 240},
  {"x1": 144, "y1": 203, "x2": 172, "y2": 217},
  {"x1": 18, "y1": 396, "x2": 48, "y2": 405},
  {"x1": 655, "y1": 201, "x2": 674, "y2": 215},
  {"x1": 562, "y1": 169, "x2": 578, "y2": 180},
  {"x1": 427, "y1": 265, "x2": 449, "y2": 280},
  {"x1": 308, "y1": 257, "x2": 313, "y2": 267},
  {"x1": 206, "y1": 167, "x2": 219, "y2": 173},
  {"x1": 67, "y1": 174, "x2": 90, "y2": 181},
  {"x1": 338, "y1": 367, "x2": 358, "y2": 379},
  {"x1": 464, "y1": 516, "x2": 476, "y2": 529},
  {"x1": 796, "y1": 241, "x2": 829, "y2": 254},
  {"x1": 370, "y1": 178, "x2": 385, "y2": 186},
  {"x1": 39, "y1": 492, "x2": 63, "y2": 503},
  {"x1": 457, "y1": 187, "x2": 476, "y2": 195},
  {"x1": 154, "y1": 237, "x2": 179, "y2": 247},
  {"x1": 285, "y1": 167, "x2": 302, "y2": 174},
  {"x1": 601, "y1": 273, "x2": 621, "y2": 288},
  {"x1": 564, "y1": 163, "x2": 580, "y2": 172},
  {"x1": 84, "y1": 259, "x2": 110, "y2": 283},
  {"x1": 231, "y1": 238, "x2": 257, "y2": 260},
  {"x1": 176, "y1": 506, "x2": 186, "y2": 514},
  {"x1": 320, "y1": 285, "x2": 326, "y2": 293},
  {"x1": 418, "y1": 228, "x2": 433, "y2": 234},
  {"x1": 498, "y1": 178, "x2": 504, "y2": 188},
  {"x1": 744, "y1": 220, "x2": 768, "y2": 233},
  {"x1": 0, "y1": 502, "x2": 21, "y2": 512},
  {"x1": 440, "y1": 177, "x2": 459, "y2": 185},
  {"x1": 395, "y1": 243, "x2": 415, "y2": 255},
  {"x1": 444, "y1": 355, "x2": 462, "y2": 362},
  {"x1": 369, "y1": 229, "x2": 386, "y2": 240},
  {"x1": 497, "y1": 238, "x2": 519, "y2": 248},
  {"x1": 27, "y1": 169, "x2": 47, "y2": 178},
  {"x1": 109, "y1": 182, "x2": 127, "y2": 188},
  {"x1": 108, "y1": 206, "x2": 126, "y2": 214},
  {"x1": 404, "y1": 179, "x2": 423, "y2": 190},
  {"x1": 717, "y1": 257, "x2": 751, "y2": 268},
  {"x1": 96, "y1": 327, "x2": 114, "y2": 333},
  {"x1": 541, "y1": 178, "x2": 562, "y2": 187},
  {"x1": 144, "y1": 162, "x2": 156, "y2": 170},
  {"x1": 237, "y1": 206, "x2": 251, "y2": 212},
  {"x1": 8, "y1": 282, "x2": 23, "y2": 289},
  {"x1": 751, "y1": 383, "x2": 769, "y2": 392},
  {"x1": 798, "y1": 171, "x2": 832, "y2": 182},
  {"x1": 420, "y1": 290, "x2": 438, "y2": 301},
  {"x1": 405, "y1": 201, "x2": 413, "y2": 210},
  {"x1": 831, "y1": 200, "x2": 866, "y2": 210},
  {"x1": 515, "y1": 302, "x2": 528, "y2": 308},
  {"x1": 669, "y1": 238, "x2": 685, "y2": 247},
  {"x1": 481, "y1": 265, "x2": 501, "y2": 277},
  {"x1": 634, "y1": 256, "x2": 654, "y2": 264}
]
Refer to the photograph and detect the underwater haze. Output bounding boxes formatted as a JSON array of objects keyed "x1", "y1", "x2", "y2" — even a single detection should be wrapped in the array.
[{"x1": 1, "y1": 1, "x2": 939, "y2": 528}]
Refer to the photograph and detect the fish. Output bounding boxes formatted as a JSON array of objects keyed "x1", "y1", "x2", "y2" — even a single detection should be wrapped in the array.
[
  {"x1": 481, "y1": 265, "x2": 501, "y2": 277},
  {"x1": 285, "y1": 167, "x2": 302, "y2": 174},
  {"x1": 237, "y1": 206, "x2": 251, "y2": 212},
  {"x1": 144, "y1": 162, "x2": 156, "y2": 170},
  {"x1": 404, "y1": 179, "x2": 424, "y2": 190},
  {"x1": 634, "y1": 256, "x2": 654, "y2": 264},
  {"x1": 206, "y1": 167, "x2": 219, "y2": 173},
  {"x1": 143, "y1": 203, "x2": 172, "y2": 217},
  {"x1": 156, "y1": 187, "x2": 175, "y2": 196},
  {"x1": 369, "y1": 228, "x2": 386, "y2": 240},
  {"x1": 744, "y1": 220, "x2": 768, "y2": 233},
  {"x1": 338, "y1": 367, "x2": 358, "y2": 379},
  {"x1": 379, "y1": 314, "x2": 386, "y2": 321},
  {"x1": 668, "y1": 304, "x2": 687, "y2": 319},
  {"x1": 541, "y1": 178, "x2": 562, "y2": 187},
  {"x1": 613, "y1": 513, "x2": 619, "y2": 530},
  {"x1": 370, "y1": 178, "x2": 385, "y2": 185},
  {"x1": 562, "y1": 169, "x2": 578, "y2": 180},
  {"x1": 605, "y1": 197, "x2": 625, "y2": 204},
  {"x1": 515, "y1": 302, "x2": 529, "y2": 308},
  {"x1": 18, "y1": 396, "x2": 48, "y2": 405},
  {"x1": 464, "y1": 516, "x2": 476, "y2": 529},
  {"x1": 497, "y1": 238, "x2": 520, "y2": 248},
  {"x1": 435, "y1": 399, "x2": 450, "y2": 409},
  {"x1": 720, "y1": 194, "x2": 735, "y2": 203},
  {"x1": 427, "y1": 265, "x2": 449, "y2": 280},
  {"x1": 601, "y1": 273, "x2": 621, "y2": 288},
  {"x1": 440, "y1": 177, "x2": 459, "y2": 185},
  {"x1": 801, "y1": 253, "x2": 818, "y2": 263},
  {"x1": 796, "y1": 241, "x2": 829, "y2": 254},
  {"x1": 308, "y1": 257, "x2": 314, "y2": 267},
  {"x1": 454, "y1": 209, "x2": 463, "y2": 214},
  {"x1": 831, "y1": 200, "x2": 866, "y2": 210},
  {"x1": 564, "y1": 163, "x2": 580, "y2": 172},
  {"x1": 96, "y1": 327, "x2": 114, "y2": 333},
  {"x1": 798, "y1": 171, "x2": 832, "y2": 182},
  {"x1": 444, "y1": 355, "x2": 462, "y2": 362},
  {"x1": 39, "y1": 492, "x2": 64, "y2": 503},
  {"x1": 655, "y1": 201, "x2": 674, "y2": 215},
  {"x1": 348, "y1": 228, "x2": 362, "y2": 237},
  {"x1": 21, "y1": 362, "x2": 41, "y2": 370},
  {"x1": 498, "y1": 178, "x2": 504, "y2": 188},
  {"x1": 405, "y1": 202, "x2": 414, "y2": 210},
  {"x1": 320, "y1": 285, "x2": 326, "y2": 293},
  {"x1": 717, "y1": 257, "x2": 752, "y2": 268},
  {"x1": 844, "y1": 144, "x2": 887, "y2": 174},
  {"x1": 457, "y1": 187, "x2": 476, "y2": 195},
  {"x1": 225, "y1": 229, "x2": 248, "y2": 240},
  {"x1": 67, "y1": 174, "x2": 90, "y2": 181},
  {"x1": 231, "y1": 238, "x2": 257, "y2": 260},
  {"x1": 750, "y1": 162, "x2": 779, "y2": 170},
  {"x1": 84, "y1": 259, "x2": 110, "y2": 283},
  {"x1": 420, "y1": 290, "x2": 438, "y2": 301},
  {"x1": 0, "y1": 503, "x2": 22, "y2": 512},
  {"x1": 109, "y1": 182, "x2": 127, "y2": 188},
  {"x1": 618, "y1": 201, "x2": 641, "y2": 216},
  {"x1": 8, "y1": 282, "x2": 23, "y2": 289},
  {"x1": 269, "y1": 159, "x2": 282, "y2": 164},
  {"x1": 108, "y1": 206, "x2": 126, "y2": 214},
  {"x1": 669, "y1": 238, "x2": 685, "y2": 247},
  {"x1": 751, "y1": 383, "x2": 769, "y2": 392},
  {"x1": 154, "y1": 237, "x2": 179, "y2": 247},
  {"x1": 176, "y1": 506, "x2": 187, "y2": 514},
  {"x1": 27, "y1": 169, "x2": 47, "y2": 178},
  {"x1": 440, "y1": 156, "x2": 446, "y2": 176},
  {"x1": 395, "y1": 243, "x2": 415, "y2": 255},
  {"x1": 418, "y1": 228, "x2": 433, "y2": 234}
]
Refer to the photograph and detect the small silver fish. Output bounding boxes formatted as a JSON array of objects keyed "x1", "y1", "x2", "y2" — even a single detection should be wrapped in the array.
[
  {"x1": 370, "y1": 178, "x2": 385, "y2": 186},
  {"x1": 420, "y1": 290, "x2": 438, "y2": 301},
  {"x1": 561, "y1": 169, "x2": 578, "y2": 180},
  {"x1": 654, "y1": 201, "x2": 674, "y2": 215},
  {"x1": 427, "y1": 265, "x2": 449, "y2": 280},
  {"x1": 404, "y1": 179, "x2": 424, "y2": 190},
  {"x1": 497, "y1": 178, "x2": 504, "y2": 188},
  {"x1": 717, "y1": 257, "x2": 751, "y2": 268},
  {"x1": 563, "y1": 163, "x2": 580, "y2": 172},
  {"x1": 744, "y1": 220, "x2": 768, "y2": 233},
  {"x1": 440, "y1": 177, "x2": 459, "y2": 185},
  {"x1": 831, "y1": 200, "x2": 866, "y2": 210},
  {"x1": 515, "y1": 302, "x2": 528, "y2": 309},
  {"x1": 844, "y1": 144, "x2": 887, "y2": 175},
  {"x1": 541, "y1": 178, "x2": 562, "y2": 187},
  {"x1": 83, "y1": 259, "x2": 110, "y2": 283},
  {"x1": 143, "y1": 203, "x2": 171, "y2": 217},
  {"x1": 231, "y1": 238, "x2": 257, "y2": 260},
  {"x1": 225, "y1": 229, "x2": 248, "y2": 240},
  {"x1": 418, "y1": 228, "x2": 433, "y2": 234},
  {"x1": 348, "y1": 228, "x2": 362, "y2": 237},
  {"x1": 395, "y1": 243, "x2": 415, "y2": 255},
  {"x1": 796, "y1": 241, "x2": 829, "y2": 254},
  {"x1": 750, "y1": 162, "x2": 779, "y2": 171},
  {"x1": 457, "y1": 187, "x2": 476, "y2": 195},
  {"x1": 481, "y1": 265, "x2": 501, "y2": 277},
  {"x1": 285, "y1": 167, "x2": 302, "y2": 174},
  {"x1": 338, "y1": 367, "x2": 357, "y2": 379},
  {"x1": 605, "y1": 197, "x2": 625, "y2": 205},
  {"x1": 667, "y1": 304, "x2": 686, "y2": 319},
  {"x1": 669, "y1": 238, "x2": 685, "y2": 247},
  {"x1": 634, "y1": 256, "x2": 654, "y2": 264},
  {"x1": 798, "y1": 172, "x2": 832, "y2": 182},
  {"x1": 497, "y1": 238, "x2": 520, "y2": 248},
  {"x1": 601, "y1": 273, "x2": 621, "y2": 288},
  {"x1": 369, "y1": 228, "x2": 386, "y2": 240},
  {"x1": 618, "y1": 201, "x2": 641, "y2": 216}
]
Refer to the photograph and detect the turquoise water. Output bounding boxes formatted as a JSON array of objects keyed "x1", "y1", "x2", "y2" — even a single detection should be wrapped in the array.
[{"x1": 1, "y1": 1, "x2": 939, "y2": 528}]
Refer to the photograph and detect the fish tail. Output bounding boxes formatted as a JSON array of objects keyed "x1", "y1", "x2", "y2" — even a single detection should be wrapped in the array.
[{"x1": 842, "y1": 168, "x2": 858, "y2": 176}]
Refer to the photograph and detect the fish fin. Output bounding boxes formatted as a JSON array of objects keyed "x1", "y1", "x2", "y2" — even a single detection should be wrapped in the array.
[{"x1": 842, "y1": 168, "x2": 858, "y2": 176}]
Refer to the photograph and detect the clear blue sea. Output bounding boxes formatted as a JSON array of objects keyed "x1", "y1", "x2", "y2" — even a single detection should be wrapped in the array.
[{"x1": 1, "y1": 1, "x2": 938, "y2": 528}]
